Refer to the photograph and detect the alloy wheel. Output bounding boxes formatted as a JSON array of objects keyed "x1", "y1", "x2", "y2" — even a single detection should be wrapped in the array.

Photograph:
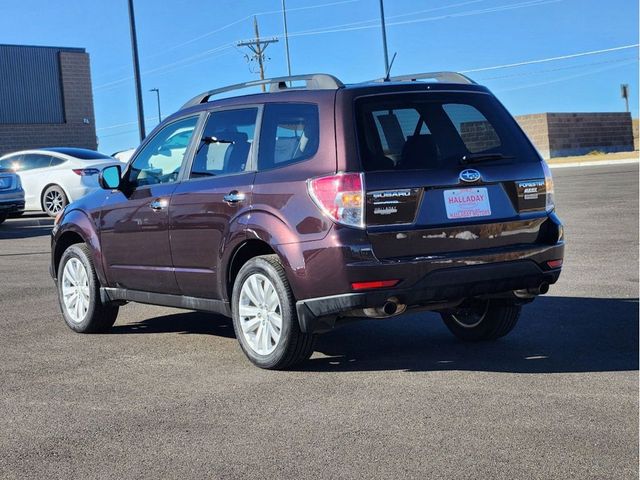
[
  {"x1": 238, "y1": 273, "x2": 283, "y2": 355},
  {"x1": 61, "y1": 257, "x2": 90, "y2": 324},
  {"x1": 44, "y1": 189, "x2": 64, "y2": 214}
]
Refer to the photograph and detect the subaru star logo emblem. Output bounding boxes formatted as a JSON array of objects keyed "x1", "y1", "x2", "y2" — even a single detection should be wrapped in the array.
[{"x1": 459, "y1": 169, "x2": 481, "y2": 183}]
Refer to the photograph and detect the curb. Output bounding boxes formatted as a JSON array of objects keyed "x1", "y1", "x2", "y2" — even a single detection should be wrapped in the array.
[{"x1": 548, "y1": 158, "x2": 639, "y2": 169}]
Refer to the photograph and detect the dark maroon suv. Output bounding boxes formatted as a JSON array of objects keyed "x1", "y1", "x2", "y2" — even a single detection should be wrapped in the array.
[{"x1": 50, "y1": 72, "x2": 564, "y2": 369}]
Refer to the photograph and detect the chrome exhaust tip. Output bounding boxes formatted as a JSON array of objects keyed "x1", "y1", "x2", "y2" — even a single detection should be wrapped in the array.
[
  {"x1": 514, "y1": 282, "x2": 550, "y2": 298},
  {"x1": 362, "y1": 297, "x2": 407, "y2": 318}
]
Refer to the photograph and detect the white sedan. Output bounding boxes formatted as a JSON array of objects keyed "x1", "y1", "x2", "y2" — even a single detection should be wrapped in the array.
[{"x1": 0, "y1": 148, "x2": 126, "y2": 217}]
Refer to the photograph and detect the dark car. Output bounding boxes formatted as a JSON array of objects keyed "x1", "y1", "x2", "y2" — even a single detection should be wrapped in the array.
[
  {"x1": 50, "y1": 72, "x2": 564, "y2": 369},
  {"x1": 0, "y1": 167, "x2": 25, "y2": 223}
]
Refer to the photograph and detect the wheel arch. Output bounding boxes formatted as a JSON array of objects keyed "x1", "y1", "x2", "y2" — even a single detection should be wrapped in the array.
[
  {"x1": 225, "y1": 239, "x2": 277, "y2": 302},
  {"x1": 52, "y1": 209, "x2": 106, "y2": 285}
]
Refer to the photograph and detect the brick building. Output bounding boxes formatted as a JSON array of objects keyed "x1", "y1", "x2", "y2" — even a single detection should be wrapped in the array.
[
  {"x1": 515, "y1": 112, "x2": 635, "y2": 158},
  {"x1": 0, "y1": 44, "x2": 96, "y2": 156}
]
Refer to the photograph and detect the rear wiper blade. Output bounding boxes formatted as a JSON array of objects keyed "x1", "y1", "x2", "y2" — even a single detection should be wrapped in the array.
[{"x1": 461, "y1": 153, "x2": 514, "y2": 164}]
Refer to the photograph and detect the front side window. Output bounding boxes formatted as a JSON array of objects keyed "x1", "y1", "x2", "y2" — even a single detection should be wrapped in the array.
[
  {"x1": 258, "y1": 103, "x2": 319, "y2": 170},
  {"x1": 190, "y1": 108, "x2": 257, "y2": 178},
  {"x1": 128, "y1": 116, "x2": 198, "y2": 187},
  {"x1": 0, "y1": 155, "x2": 22, "y2": 171},
  {"x1": 14, "y1": 154, "x2": 52, "y2": 171}
]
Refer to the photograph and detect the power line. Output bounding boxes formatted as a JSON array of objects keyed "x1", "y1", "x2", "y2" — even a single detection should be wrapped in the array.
[
  {"x1": 461, "y1": 44, "x2": 639, "y2": 73},
  {"x1": 92, "y1": 0, "x2": 360, "y2": 83},
  {"x1": 95, "y1": 0, "x2": 564, "y2": 92},
  {"x1": 286, "y1": 0, "x2": 488, "y2": 36},
  {"x1": 95, "y1": 45, "x2": 234, "y2": 91},
  {"x1": 495, "y1": 58, "x2": 638, "y2": 93},
  {"x1": 159, "y1": 0, "x2": 358, "y2": 56},
  {"x1": 95, "y1": 45, "x2": 638, "y2": 132},
  {"x1": 278, "y1": 0, "x2": 565, "y2": 40},
  {"x1": 478, "y1": 56, "x2": 638, "y2": 80}
]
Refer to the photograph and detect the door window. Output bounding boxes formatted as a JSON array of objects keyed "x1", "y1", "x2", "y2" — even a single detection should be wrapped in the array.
[
  {"x1": 190, "y1": 108, "x2": 258, "y2": 178},
  {"x1": 128, "y1": 116, "x2": 198, "y2": 188},
  {"x1": 0, "y1": 155, "x2": 22, "y2": 171},
  {"x1": 10, "y1": 154, "x2": 52, "y2": 171}
]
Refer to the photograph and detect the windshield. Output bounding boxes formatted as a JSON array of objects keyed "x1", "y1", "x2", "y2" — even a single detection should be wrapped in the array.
[{"x1": 355, "y1": 92, "x2": 538, "y2": 171}]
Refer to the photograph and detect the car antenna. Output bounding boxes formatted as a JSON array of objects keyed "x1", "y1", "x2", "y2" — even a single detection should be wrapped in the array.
[{"x1": 383, "y1": 52, "x2": 397, "y2": 82}]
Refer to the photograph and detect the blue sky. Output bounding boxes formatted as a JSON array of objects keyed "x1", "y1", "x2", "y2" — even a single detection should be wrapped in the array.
[{"x1": 2, "y1": 0, "x2": 638, "y2": 154}]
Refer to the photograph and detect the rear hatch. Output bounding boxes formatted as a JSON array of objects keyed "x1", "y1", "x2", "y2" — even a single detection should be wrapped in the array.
[{"x1": 355, "y1": 91, "x2": 552, "y2": 259}]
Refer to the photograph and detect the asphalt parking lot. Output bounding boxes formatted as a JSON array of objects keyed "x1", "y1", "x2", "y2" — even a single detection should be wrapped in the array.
[{"x1": 0, "y1": 163, "x2": 637, "y2": 479}]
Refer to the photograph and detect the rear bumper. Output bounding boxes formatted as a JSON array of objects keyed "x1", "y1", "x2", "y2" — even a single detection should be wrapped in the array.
[
  {"x1": 296, "y1": 241, "x2": 563, "y2": 333},
  {"x1": 0, "y1": 198, "x2": 25, "y2": 214}
]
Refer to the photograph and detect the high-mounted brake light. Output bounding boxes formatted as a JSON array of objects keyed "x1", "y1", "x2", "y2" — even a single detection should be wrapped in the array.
[
  {"x1": 542, "y1": 161, "x2": 555, "y2": 212},
  {"x1": 72, "y1": 168, "x2": 100, "y2": 176},
  {"x1": 307, "y1": 172, "x2": 365, "y2": 228}
]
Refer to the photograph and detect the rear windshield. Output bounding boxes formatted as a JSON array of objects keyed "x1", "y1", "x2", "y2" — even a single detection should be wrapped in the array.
[{"x1": 355, "y1": 92, "x2": 537, "y2": 171}]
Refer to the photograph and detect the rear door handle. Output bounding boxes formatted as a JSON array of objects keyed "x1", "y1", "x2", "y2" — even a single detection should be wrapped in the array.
[
  {"x1": 223, "y1": 191, "x2": 245, "y2": 204},
  {"x1": 150, "y1": 199, "x2": 167, "y2": 211}
]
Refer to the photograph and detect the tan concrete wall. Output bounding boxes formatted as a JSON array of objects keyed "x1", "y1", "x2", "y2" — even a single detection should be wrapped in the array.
[
  {"x1": 545, "y1": 112, "x2": 634, "y2": 157},
  {"x1": 514, "y1": 113, "x2": 550, "y2": 158},
  {"x1": 459, "y1": 120, "x2": 501, "y2": 152},
  {"x1": 515, "y1": 112, "x2": 634, "y2": 158},
  {"x1": 0, "y1": 51, "x2": 97, "y2": 156},
  {"x1": 633, "y1": 118, "x2": 639, "y2": 151}
]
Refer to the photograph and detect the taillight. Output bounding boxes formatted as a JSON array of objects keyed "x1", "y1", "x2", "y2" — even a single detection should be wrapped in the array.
[
  {"x1": 542, "y1": 161, "x2": 554, "y2": 211},
  {"x1": 72, "y1": 168, "x2": 100, "y2": 176},
  {"x1": 307, "y1": 172, "x2": 365, "y2": 228}
]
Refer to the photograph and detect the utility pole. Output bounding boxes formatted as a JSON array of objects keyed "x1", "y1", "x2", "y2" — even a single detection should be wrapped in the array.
[
  {"x1": 149, "y1": 88, "x2": 161, "y2": 123},
  {"x1": 282, "y1": 0, "x2": 292, "y2": 77},
  {"x1": 237, "y1": 17, "x2": 279, "y2": 92},
  {"x1": 378, "y1": 0, "x2": 390, "y2": 79},
  {"x1": 127, "y1": 0, "x2": 146, "y2": 141},
  {"x1": 621, "y1": 84, "x2": 630, "y2": 112}
]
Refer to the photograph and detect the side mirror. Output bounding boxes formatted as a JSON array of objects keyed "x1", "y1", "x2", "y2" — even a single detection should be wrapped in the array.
[{"x1": 99, "y1": 165, "x2": 122, "y2": 190}]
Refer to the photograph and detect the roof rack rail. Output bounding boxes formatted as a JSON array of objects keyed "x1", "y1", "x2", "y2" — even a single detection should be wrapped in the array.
[
  {"x1": 373, "y1": 71, "x2": 476, "y2": 85},
  {"x1": 182, "y1": 73, "x2": 344, "y2": 108}
]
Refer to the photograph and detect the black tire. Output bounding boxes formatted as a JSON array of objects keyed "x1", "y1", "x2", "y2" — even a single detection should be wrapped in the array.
[
  {"x1": 57, "y1": 243, "x2": 119, "y2": 333},
  {"x1": 441, "y1": 299, "x2": 521, "y2": 341},
  {"x1": 42, "y1": 185, "x2": 68, "y2": 217},
  {"x1": 231, "y1": 254, "x2": 314, "y2": 370},
  {"x1": 0, "y1": 212, "x2": 7, "y2": 225}
]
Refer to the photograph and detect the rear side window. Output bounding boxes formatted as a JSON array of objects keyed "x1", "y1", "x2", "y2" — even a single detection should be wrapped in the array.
[
  {"x1": 356, "y1": 92, "x2": 536, "y2": 171},
  {"x1": 258, "y1": 103, "x2": 319, "y2": 170},
  {"x1": 49, "y1": 157, "x2": 66, "y2": 167}
]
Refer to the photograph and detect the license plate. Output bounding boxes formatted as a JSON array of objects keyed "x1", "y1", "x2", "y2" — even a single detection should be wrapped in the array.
[{"x1": 444, "y1": 187, "x2": 491, "y2": 219}]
